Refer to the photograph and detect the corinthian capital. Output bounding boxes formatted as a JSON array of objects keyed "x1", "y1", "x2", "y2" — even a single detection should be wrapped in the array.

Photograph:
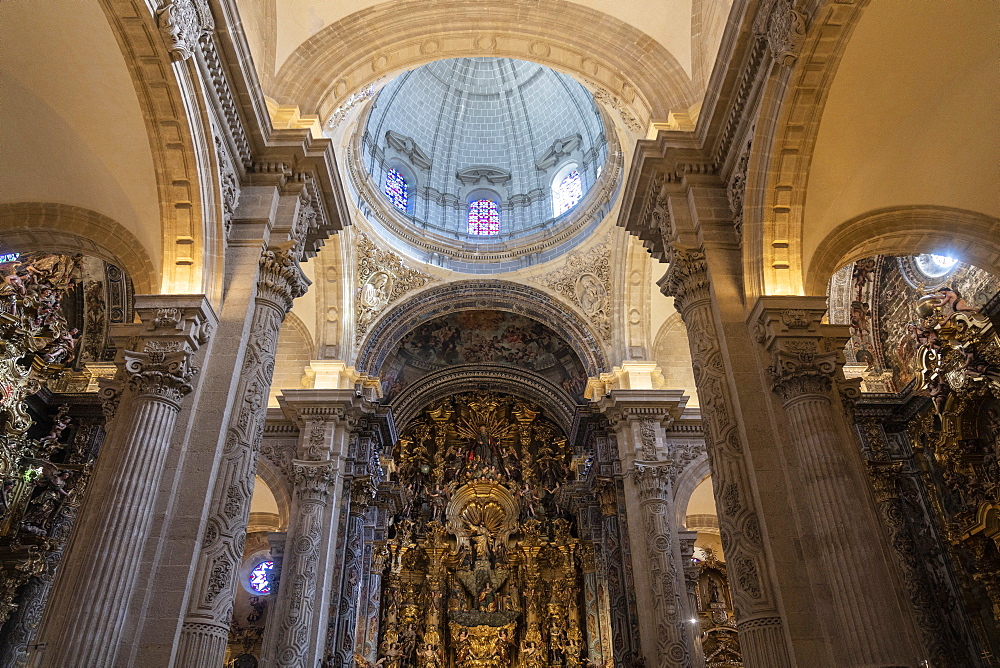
[
  {"x1": 632, "y1": 464, "x2": 674, "y2": 500},
  {"x1": 111, "y1": 295, "x2": 216, "y2": 408},
  {"x1": 123, "y1": 347, "x2": 198, "y2": 405},
  {"x1": 257, "y1": 248, "x2": 311, "y2": 314},
  {"x1": 291, "y1": 460, "x2": 338, "y2": 498},
  {"x1": 659, "y1": 247, "x2": 710, "y2": 315},
  {"x1": 752, "y1": 296, "x2": 849, "y2": 403}
]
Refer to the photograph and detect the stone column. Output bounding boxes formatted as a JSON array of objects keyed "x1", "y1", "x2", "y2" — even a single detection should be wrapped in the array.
[
  {"x1": 258, "y1": 390, "x2": 374, "y2": 668},
  {"x1": 597, "y1": 390, "x2": 698, "y2": 668},
  {"x1": 34, "y1": 296, "x2": 215, "y2": 667},
  {"x1": 660, "y1": 240, "x2": 800, "y2": 667},
  {"x1": 175, "y1": 249, "x2": 308, "y2": 664},
  {"x1": 753, "y1": 297, "x2": 922, "y2": 664}
]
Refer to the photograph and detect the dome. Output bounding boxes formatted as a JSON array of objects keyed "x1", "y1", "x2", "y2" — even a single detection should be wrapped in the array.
[{"x1": 350, "y1": 57, "x2": 621, "y2": 272}]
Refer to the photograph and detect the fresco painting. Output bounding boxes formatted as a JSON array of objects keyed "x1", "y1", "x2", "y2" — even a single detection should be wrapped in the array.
[{"x1": 380, "y1": 310, "x2": 588, "y2": 401}]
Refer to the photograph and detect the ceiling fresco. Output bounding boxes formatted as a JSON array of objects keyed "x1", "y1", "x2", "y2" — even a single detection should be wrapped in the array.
[{"x1": 379, "y1": 310, "x2": 588, "y2": 402}]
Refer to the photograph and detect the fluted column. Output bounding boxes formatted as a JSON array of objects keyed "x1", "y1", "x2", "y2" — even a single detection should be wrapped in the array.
[
  {"x1": 661, "y1": 248, "x2": 794, "y2": 667},
  {"x1": 753, "y1": 298, "x2": 922, "y2": 664},
  {"x1": 175, "y1": 249, "x2": 308, "y2": 664},
  {"x1": 34, "y1": 296, "x2": 215, "y2": 667}
]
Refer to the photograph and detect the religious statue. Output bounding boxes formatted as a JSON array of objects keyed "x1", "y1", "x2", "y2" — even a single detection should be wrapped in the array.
[
  {"x1": 575, "y1": 273, "x2": 606, "y2": 315},
  {"x1": 358, "y1": 271, "x2": 390, "y2": 327}
]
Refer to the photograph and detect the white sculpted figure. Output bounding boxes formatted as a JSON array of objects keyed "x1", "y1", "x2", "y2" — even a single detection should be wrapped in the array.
[{"x1": 358, "y1": 271, "x2": 391, "y2": 327}]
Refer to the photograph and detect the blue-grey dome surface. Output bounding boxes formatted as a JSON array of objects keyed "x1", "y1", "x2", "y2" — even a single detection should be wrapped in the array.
[{"x1": 360, "y1": 57, "x2": 609, "y2": 245}]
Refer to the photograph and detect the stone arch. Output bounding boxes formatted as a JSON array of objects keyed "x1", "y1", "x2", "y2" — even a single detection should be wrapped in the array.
[
  {"x1": 98, "y1": 0, "x2": 223, "y2": 299},
  {"x1": 356, "y1": 280, "x2": 608, "y2": 377},
  {"x1": 390, "y1": 364, "x2": 578, "y2": 434},
  {"x1": 271, "y1": 0, "x2": 698, "y2": 127},
  {"x1": 269, "y1": 311, "x2": 316, "y2": 406},
  {"x1": 741, "y1": 1, "x2": 870, "y2": 299},
  {"x1": 652, "y1": 312, "x2": 699, "y2": 403},
  {"x1": 673, "y1": 453, "x2": 711, "y2": 529},
  {"x1": 0, "y1": 202, "x2": 156, "y2": 293},
  {"x1": 252, "y1": 459, "x2": 291, "y2": 532},
  {"x1": 805, "y1": 206, "x2": 1000, "y2": 294}
]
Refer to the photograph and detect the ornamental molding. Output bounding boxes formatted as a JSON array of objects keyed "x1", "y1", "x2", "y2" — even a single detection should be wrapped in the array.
[
  {"x1": 214, "y1": 135, "x2": 241, "y2": 237},
  {"x1": 385, "y1": 130, "x2": 432, "y2": 171},
  {"x1": 753, "y1": 0, "x2": 808, "y2": 67},
  {"x1": 531, "y1": 235, "x2": 612, "y2": 342},
  {"x1": 155, "y1": 0, "x2": 213, "y2": 61},
  {"x1": 354, "y1": 233, "x2": 434, "y2": 343},
  {"x1": 257, "y1": 248, "x2": 310, "y2": 315}
]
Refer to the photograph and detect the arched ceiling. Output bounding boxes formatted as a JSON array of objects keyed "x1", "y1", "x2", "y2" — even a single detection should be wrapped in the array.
[
  {"x1": 803, "y1": 0, "x2": 1000, "y2": 280},
  {"x1": 264, "y1": 0, "x2": 700, "y2": 82},
  {"x1": 0, "y1": 0, "x2": 160, "y2": 271}
]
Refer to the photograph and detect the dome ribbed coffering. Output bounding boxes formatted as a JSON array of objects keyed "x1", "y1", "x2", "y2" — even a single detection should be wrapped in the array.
[{"x1": 351, "y1": 57, "x2": 618, "y2": 272}]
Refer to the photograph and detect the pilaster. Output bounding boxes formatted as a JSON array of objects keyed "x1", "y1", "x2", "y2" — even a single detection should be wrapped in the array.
[
  {"x1": 751, "y1": 296, "x2": 923, "y2": 664},
  {"x1": 595, "y1": 390, "x2": 698, "y2": 668},
  {"x1": 259, "y1": 389, "x2": 379, "y2": 668},
  {"x1": 34, "y1": 295, "x2": 216, "y2": 668}
]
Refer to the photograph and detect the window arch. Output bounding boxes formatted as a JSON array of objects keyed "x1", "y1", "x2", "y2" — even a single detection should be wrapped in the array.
[
  {"x1": 468, "y1": 199, "x2": 500, "y2": 236},
  {"x1": 552, "y1": 163, "x2": 583, "y2": 216},
  {"x1": 383, "y1": 168, "x2": 409, "y2": 212}
]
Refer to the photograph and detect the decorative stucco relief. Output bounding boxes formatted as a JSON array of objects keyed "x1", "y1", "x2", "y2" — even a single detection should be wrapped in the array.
[
  {"x1": 354, "y1": 233, "x2": 433, "y2": 343},
  {"x1": 532, "y1": 235, "x2": 612, "y2": 342}
]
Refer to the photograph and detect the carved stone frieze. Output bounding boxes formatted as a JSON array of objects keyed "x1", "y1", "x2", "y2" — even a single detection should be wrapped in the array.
[
  {"x1": 214, "y1": 135, "x2": 241, "y2": 236},
  {"x1": 155, "y1": 0, "x2": 213, "y2": 61},
  {"x1": 532, "y1": 236, "x2": 611, "y2": 342},
  {"x1": 727, "y1": 134, "x2": 752, "y2": 242},
  {"x1": 354, "y1": 233, "x2": 433, "y2": 342},
  {"x1": 753, "y1": 0, "x2": 808, "y2": 67},
  {"x1": 257, "y1": 248, "x2": 310, "y2": 315},
  {"x1": 586, "y1": 84, "x2": 644, "y2": 133}
]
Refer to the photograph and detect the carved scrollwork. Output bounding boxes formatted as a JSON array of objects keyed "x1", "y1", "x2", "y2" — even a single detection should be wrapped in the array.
[
  {"x1": 257, "y1": 248, "x2": 309, "y2": 315},
  {"x1": 155, "y1": 0, "x2": 214, "y2": 61}
]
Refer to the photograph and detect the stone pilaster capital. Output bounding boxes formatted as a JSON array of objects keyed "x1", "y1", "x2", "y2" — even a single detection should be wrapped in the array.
[
  {"x1": 630, "y1": 463, "x2": 674, "y2": 500},
  {"x1": 111, "y1": 295, "x2": 216, "y2": 407},
  {"x1": 751, "y1": 296, "x2": 850, "y2": 402},
  {"x1": 658, "y1": 246, "x2": 710, "y2": 315},
  {"x1": 256, "y1": 247, "x2": 310, "y2": 314},
  {"x1": 290, "y1": 460, "x2": 339, "y2": 498}
]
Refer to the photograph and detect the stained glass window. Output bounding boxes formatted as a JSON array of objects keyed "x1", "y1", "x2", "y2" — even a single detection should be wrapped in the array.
[
  {"x1": 553, "y1": 169, "x2": 582, "y2": 216},
  {"x1": 249, "y1": 560, "x2": 274, "y2": 594},
  {"x1": 468, "y1": 199, "x2": 500, "y2": 235},
  {"x1": 384, "y1": 169, "x2": 408, "y2": 212}
]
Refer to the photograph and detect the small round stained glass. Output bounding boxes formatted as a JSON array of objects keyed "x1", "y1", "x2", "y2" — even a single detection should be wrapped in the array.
[{"x1": 249, "y1": 560, "x2": 274, "y2": 594}]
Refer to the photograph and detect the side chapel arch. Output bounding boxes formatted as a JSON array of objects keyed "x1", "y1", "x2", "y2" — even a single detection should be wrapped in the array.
[{"x1": 0, "y1": 202, "x2": 157, "y2": 294}]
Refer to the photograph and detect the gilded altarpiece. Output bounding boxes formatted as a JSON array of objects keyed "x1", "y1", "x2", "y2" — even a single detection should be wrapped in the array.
[{"x1": 362, "y1": 393, "x2": 603, "y2": 668}]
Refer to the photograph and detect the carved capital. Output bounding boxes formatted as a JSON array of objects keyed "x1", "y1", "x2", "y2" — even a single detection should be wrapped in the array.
[
  {"x1": 155, "y1": 0, "x2": 213, "y2": 61},
  {"x1": 754, "y1": 0, "x2": 807, "y2": 66},
  {"x1": 291, "y1": 460, "x2": 339, "y2": 498},
  {"x1": 122, "y1": 348, "x2": 197, "y2": 405},
  {"x1": 257, "y1": 248, "x2": 310, "y2": 314},
  {"x1": 632, "y1": 464, "x2": 674, "y2": 500},
  {"x1": 753, "y1": 296, "x2": 849, "y2": 402},
  {"x1": 767, "y1": 346, "x2": 840, "y2": 401},
  {"x1": 659, "y1": 247, "x2": 710, "y2": 315}
]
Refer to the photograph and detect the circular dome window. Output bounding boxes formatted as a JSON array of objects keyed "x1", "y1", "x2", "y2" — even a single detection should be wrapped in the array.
[{"x1": 349, "y1": 57, "x2": 621, "y2": 272}]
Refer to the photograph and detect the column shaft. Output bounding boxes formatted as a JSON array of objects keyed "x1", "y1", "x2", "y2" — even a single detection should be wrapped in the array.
[
  {"x1": 33, "y1": 297, "x2": 213, "y2": 667},
  {"x1": 176, "y1": 249, "x2": 307, "y2": 666}
]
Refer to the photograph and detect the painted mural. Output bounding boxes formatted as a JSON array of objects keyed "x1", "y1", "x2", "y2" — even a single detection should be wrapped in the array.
[{"x1": 379, "y1": 311, "x2": 588, "y2": 401}]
